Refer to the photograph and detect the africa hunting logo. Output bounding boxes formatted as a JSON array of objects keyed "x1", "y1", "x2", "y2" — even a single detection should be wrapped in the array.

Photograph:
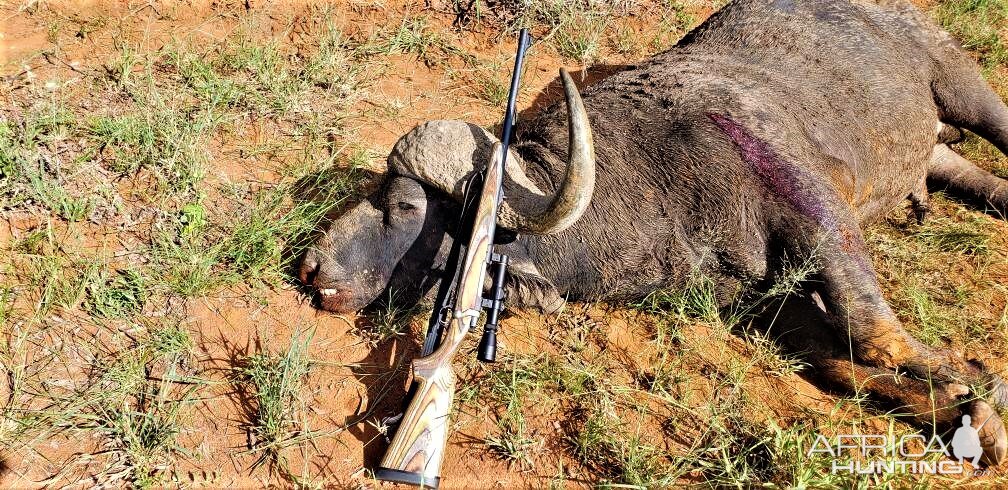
[{"x1": 808, "y1": 415, "x2": 987, "y2": 476}]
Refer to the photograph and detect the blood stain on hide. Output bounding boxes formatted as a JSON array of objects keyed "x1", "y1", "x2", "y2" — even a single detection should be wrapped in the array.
[
  {"x1": 709, "y1": 114, "x2": 833, "y2": 225},
  {"x1": 709, "y1": 113, "x2": 871, "y2": 269}
]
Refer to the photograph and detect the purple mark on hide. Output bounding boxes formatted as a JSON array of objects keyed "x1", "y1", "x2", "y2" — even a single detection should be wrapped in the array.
[
  {"x1": 709, "y1": 113, "x2": 835, "y2": 228},
  {"x1": 709, "y1": 113, "x2": 872, "y2": 271}
]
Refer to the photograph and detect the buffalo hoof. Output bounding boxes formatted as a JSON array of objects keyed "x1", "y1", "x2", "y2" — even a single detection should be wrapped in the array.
[
  {"x1": 988, "y1": 373, "x2": 1008, "y2": 410},
  {"x1": 970, "y1": 400, "x2": 1008, "y2": 466}
]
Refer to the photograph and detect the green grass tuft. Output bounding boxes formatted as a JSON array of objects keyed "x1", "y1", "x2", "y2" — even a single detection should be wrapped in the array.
[
  {"x1": 242, "y1": 330, "x2": 313, "y2": 469},
  {"x1": 380, "y1": 16, "x2": 470, "y2": 66},
  {"x1": 0, "y1": 102, "x2": 91, "y2": 218},
  {"x1": 554, "y1": 11, "x2": 608, "y2": 65},
  {"x1": 632, "y1": 272, "x2": 722, "y2": 326},
  {"x1": 935, "y1": 0, "x2": 1008, "y2": 72},
  {"x1": 86, "y1": 268, "x2": 147, "y2": 319},
  {"x1": 87, "y1": 104, "x2": 213, "y2": 197},
  {"x1": 483, "y1": 355, "x2": 549, "y2": 470},
  {"x1": 913, "y1": 216, "x2": 991, "y2": 255}
]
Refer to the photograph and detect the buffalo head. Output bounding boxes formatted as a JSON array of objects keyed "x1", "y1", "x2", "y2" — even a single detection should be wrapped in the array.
[{"x1": 299, "y1": 70, "x2": 596, "y2": 313}]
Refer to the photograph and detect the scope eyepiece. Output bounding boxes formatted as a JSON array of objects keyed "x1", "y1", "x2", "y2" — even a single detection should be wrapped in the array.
[
  {"x1": 477, "y1": 327, "x2": 497, "y2": 363},
  {"x1": 478, "y1": 254, "x2": 508, "y2": 363}
]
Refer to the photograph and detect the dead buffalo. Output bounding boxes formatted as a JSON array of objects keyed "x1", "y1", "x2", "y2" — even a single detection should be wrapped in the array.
[{"x1": 299, "y1": 0, "x2": 1008, "y2": 463}]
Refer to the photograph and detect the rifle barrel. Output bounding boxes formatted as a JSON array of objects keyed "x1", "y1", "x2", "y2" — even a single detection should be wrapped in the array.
[
  {"x1": 377, "y1": 30, "x2": 531, "y2": 488},
  {"x1": 500, "y1": 28, "x2": 531, "y2": 156}
]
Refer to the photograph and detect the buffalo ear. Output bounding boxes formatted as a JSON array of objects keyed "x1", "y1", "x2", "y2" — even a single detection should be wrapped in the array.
[{"x1": 494, "y1": 228, "x2": 518, "y2": 245}]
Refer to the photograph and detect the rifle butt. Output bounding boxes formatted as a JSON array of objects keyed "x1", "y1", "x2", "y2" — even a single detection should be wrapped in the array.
[{"x1": 376, "y1": 360, "x2": 455, "y2": 488}]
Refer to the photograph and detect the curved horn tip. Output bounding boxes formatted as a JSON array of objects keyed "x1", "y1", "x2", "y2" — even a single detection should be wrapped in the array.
[{"x1": 499, "y1": 66, "x2": 596, "y2": 235}]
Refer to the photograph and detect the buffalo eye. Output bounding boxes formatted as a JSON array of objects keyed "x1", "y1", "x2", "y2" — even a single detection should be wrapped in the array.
[{"x1": 397, "y1": 202, "x2": 416, "y2": 212}]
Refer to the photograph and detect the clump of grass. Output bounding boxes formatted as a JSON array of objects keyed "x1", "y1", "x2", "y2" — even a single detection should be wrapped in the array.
[
  {"x1": 87, "y1": 104, "x2": 213, "y2": 197},
  {"x1": 0, "y1": 120, "x2": 18, "y2": 189},
  {"x1": 86, "y1": 268, "x2": 147, "y2": 319},
  {"x1": 28, "y1": 171, "x2": 95, "y2": 221},
  {"x1": 913, "y1": 216, "x2": 990, "y2": 255},
  {"x1": 676, "y1": 405, "x2": 779, "y2": 486},
  {"x1": 649, "y1": 2, "x2": 696, "y2": 53},
  {"x1": 100, "y1": 397, "x2": 187, "y2": 489},
  {"x1": 358, "y1": 289, "x2": 422, "y2": 344},
  {"x1": 100, "y1": 24, "x2": 370, "y2": 300},
  {"x1": 0, "y1": 102, "x2": 97, "y2": 219},
  {"x1": 869, "y1": 203, "x2": 995, "y2": 346},
  {"x1": 107, "y1": 42, "x2": 140, "y2": 88},
  {"x1": 564, "y1": 397, "x2": 675, "y2": 487},
  {"x1": 954, "y1": 132, "x2": 1008, "y2": 179},
  {"x1": 903, "y1": 285, "x2": 953, "y2": 346},
  {"x1": 632, "y1": 272, "x2": 722, "y2": 326},
  {"x1": 167, "y1": 49, "x2": 246, "y2": 110},
  {"x1": 453, "y1": 0, "x2": 694, "y2": 61},
  {"x1": 211, "y1": 25, "x2": 311, "y2": 115},
  {"x1": 470, "y1": 339, "x2": 677, "y2": 486},
  {"x1": 935, "y1": 0, "x2": 1008, "y2": 72},
  {"x1": 483, "y1": 355, "x2": 550, "y2": 469},
  {"x1": 564, "y1": 399, "x2": 617, "y2": 465},
  {"x1": 724, "y1": 420, "x2": 855, "y2": 488},
  {"x1": 13, "y1": 224, "x2": 51, "y2": 255},
  {"x1": 638, "y1": 333, "x2": 689, "y2": 397},
  {"x1": 302, "y1": 19, "x2": 368, "y2": 100},
  {"x1": 380, "y1": 16, "x2": 470, "y2": 66},
  {"x1": 554, "y1": 10, "x2": 609, "y2": 65},
  {"x1": 86, "y1": 323, "x2": 195, "y2": 488},
  {"x1": 24, "y1": 254, "x2": 101, "y2": 314},
  {"x1": 1, "y1": 320, "x2": 198, "y2": 488},
  {"x1": 467, "y1": 60, "x2": 510, "y2": 107},
  {"x1": 150, "y1": 232, "x2": 222, "y2": 297},
  {"x1": 242, "y1": 330, "x2": 313, "y2": 469},
  {"x1": 486, "y1": 431, "x2": 540, "y2": 470},
  {"x1": 666, "y1": 380, "x2": 855, "y2": 489},
  {"x1": 147, "y1": 194, "x2": 218, "y2": 296},
  {"x1": 147, "y1": 322, "x2": 193, "y2": 358},
  {"x1": 763, "y1": 252, "x2": 820, "y2": 301},
  {"x1": 90, "y1": 60, "x2": 215, "y2": 202},
  {"x1": 610, "y1": 22, "x2": 642, "y2": 57},
  {"x1": 164, "y1": 16, "x2": 369, "y2": 119}
]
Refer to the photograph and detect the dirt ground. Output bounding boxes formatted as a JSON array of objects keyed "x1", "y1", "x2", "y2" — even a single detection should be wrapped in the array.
[{"x1": 2, "y1": 0, "x2": 1008, "y2": 489}]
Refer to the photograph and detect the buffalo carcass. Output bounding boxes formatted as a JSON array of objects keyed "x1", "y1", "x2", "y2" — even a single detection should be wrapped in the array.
[{"x1": 299, "y1": 0, "x2": 1008, "y2": 463}]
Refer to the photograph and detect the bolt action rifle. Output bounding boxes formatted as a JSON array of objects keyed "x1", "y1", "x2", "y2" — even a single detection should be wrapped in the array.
[{"x1": 373, "y1": 29, "x2": 532, "y2": 488}]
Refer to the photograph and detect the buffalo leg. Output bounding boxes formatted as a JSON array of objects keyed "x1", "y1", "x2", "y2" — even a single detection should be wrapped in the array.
[
  {"x1": 805, "y1": 217, "x2": 948, "y2": 377},
  {"x1": 813, "y1": 221, "x2": 1007, "y2": 402},
  {"x1": 767, "y1": 292, "x2": 1008, "y2": 465},
  {"x1": 504, "y1": 259, "x2": 566, "y2": 314},
  {"x1": 820, "y1": 359, "x2": 1006, "y2": 466},
  {"x1": 928, "y1": 144, "x2": 1008, "y2": 218},
  {"x1": 781, "y1": 209, "x2": 1008, "y2": 461},
  {"x1": 930, "y1": 36, "x2": 1008, "y2": 155}
]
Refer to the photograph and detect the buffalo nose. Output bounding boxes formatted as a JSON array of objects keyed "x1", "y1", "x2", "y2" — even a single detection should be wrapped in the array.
[{"x1": 299, "y1": 255, "x2": 319, "y2": 286}]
